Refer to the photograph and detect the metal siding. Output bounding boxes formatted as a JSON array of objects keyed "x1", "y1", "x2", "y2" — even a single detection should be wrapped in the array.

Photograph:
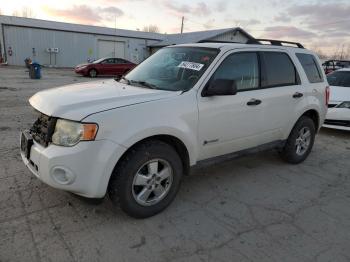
[
  {"x1": 209, "y1": 31, "x2": 248, "y2": 43},
  {"x1": 97, "y1": 40, "x2": 126, "y2": 59},
  {"x1": 0, "y1": 15, "x2": 163, "y2": 41},
  {"x1": 3, "y1": 25, "x2": 151, "y2": 67}
]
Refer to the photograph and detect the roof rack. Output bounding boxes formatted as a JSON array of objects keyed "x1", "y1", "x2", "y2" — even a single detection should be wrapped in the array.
[
  {"x1": 247, "y1": 39, "x2": 304, "y2": 48},
  {"x1": 197, "y1": 40, "x2": 242, "y2": 44}
]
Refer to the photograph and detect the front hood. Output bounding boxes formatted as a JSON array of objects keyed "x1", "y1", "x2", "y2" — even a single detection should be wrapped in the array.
[
  {"x1": 29, "y1": 80, "x2": 181, "y2": 120},
  {"x1": 330, "y1": 85, "x2": 350, "y2": 102},
  {"x1": 75, "y1": 63, "x2": 89, "y2": 68}
]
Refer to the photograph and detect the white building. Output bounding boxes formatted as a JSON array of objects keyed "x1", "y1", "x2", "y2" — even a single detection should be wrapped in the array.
[{"x1": 0, "y1": 15, "x2": 254, "y2": 67}]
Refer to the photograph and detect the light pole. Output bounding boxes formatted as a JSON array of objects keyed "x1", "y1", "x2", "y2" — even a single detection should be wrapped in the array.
[{"x1": 114, "y1": 15, "x2": 117, "y2": 57}]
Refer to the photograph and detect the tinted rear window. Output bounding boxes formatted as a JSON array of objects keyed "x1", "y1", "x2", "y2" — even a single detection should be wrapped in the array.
[
  {"x1": 327, "y1": 71, "x2": 350, "y2": 87},
  {"x1": 262, "y1": 52, "x2": 298, "y2": 87},
  {"x1": 296, "y1": 53, "x2": 323, "y2": 83}
]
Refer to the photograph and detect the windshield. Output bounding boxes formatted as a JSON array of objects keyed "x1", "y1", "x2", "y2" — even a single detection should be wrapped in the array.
[
  {"x1": 93, "y1": 58, "x2": 107, "y2": 64},
  {"x1": 327, "y1": 71, "x2": 350, "y2": 87},
  {"x1": 122, "y1": 47, "x2": 219, "y2": 91}
]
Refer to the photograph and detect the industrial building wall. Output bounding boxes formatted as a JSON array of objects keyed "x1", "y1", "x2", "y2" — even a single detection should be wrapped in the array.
[
  {"x1": 209, "y1": 31, "x2": 249, "y2": 43},
  {"x1": 2, "y1": 25, "x2": 153, "y2": 67}
]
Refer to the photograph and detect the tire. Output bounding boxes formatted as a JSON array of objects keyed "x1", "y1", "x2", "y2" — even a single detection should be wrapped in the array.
[
  {"x1": 279, "y1": 116, "x2": 316, "y2": 164},
  {"x1": 108, "y1": 140, "x2": 183, "y2": 218},
  {"x1": 88, "y1": 69, "x2": 97, "y2": 78}
]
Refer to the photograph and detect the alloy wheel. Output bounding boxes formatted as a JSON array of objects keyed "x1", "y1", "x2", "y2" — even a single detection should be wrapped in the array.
[
  {"x1": 132, "y1": 159, "x2": 173, "y2": 206},
  {"x1": 295, "y1": 126, "x2": 311, "y2": 156}
]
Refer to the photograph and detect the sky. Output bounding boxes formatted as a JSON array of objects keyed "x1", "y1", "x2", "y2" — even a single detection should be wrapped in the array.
[{"x1": 0, "y1": 0, "x2": 349, "y2": 56}]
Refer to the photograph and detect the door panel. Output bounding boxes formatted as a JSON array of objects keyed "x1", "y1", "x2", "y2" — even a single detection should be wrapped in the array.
[
  {"x1": 259, "y1": 51, "x2": 306, "y2": 138},
  {"x1": 196, "y1": 50, "x2": 304, "y2": 161},
  {"x1": 198, "y1": 91, "x2": 267, "y2": 160},
  {"x1": 197, "y1": 52, "x2": 268, "y2": 160}
]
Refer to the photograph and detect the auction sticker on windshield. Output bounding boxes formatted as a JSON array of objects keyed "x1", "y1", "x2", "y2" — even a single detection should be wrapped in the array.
[{"x1": 178, "y1": 61, "x2": 204, "y2": 71}]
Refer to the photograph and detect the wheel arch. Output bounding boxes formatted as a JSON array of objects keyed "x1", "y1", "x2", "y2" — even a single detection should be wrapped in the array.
[
  {"x1": 88, "y1": 67, "x2": 98, "y2": 76},
  {"x1": 300, "y1": 109, "x2": 320, "y2": 130},
  {"x1": 112, "y1": 134, "x2": 191, "y2": 179}
]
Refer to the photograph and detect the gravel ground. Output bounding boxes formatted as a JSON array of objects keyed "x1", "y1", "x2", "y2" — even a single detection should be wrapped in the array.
[{"x1": 0, "y1": 66, "x2": 350, "y2": 262}]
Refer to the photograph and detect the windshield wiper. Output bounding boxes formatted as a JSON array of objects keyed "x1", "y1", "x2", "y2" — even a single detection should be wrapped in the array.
[
  {"x1": 129, "y1": 80, "x2": 158, "y2": 89},
  {"x1": 117, "y1": 76, "x2": 130, "y2": 85}
]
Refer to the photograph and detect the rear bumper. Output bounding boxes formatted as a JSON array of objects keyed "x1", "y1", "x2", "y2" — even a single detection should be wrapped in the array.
[
  {"x1": 323, "y1": 124, "x2": 350, "y2": 131},
  {"x1": 323, "y1": 119, "x2": 350, "y2": 131},
  {"x1": 21, "y1": 137, "x2": 127, "y2": 198}
]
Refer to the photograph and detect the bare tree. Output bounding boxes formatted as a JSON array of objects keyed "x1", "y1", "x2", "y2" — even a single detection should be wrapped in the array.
[
  {"x1": 12, "y1": 7, "x2": 35, "y2": 18},
  {"x1": 142, "y1": 25, "x2": 160, "y2": 33},
  {"x1": 22, "y1": 7, "x2": 34, "y2": 18},
  {"x1": 310, "y1": 45, "x2": 328, "y2": 60}
]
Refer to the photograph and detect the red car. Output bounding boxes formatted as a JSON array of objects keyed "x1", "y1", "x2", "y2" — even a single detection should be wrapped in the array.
[{"x1": 74, "y1": 57, "x2": 136, "y2": 78}]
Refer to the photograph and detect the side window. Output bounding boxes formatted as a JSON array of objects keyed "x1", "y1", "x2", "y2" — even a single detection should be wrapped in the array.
[
  {"x1": 212, "y1": 52, "x2": 259, "y2": 91},
  {"x1": 102, "y1": 58, "x2": 115, "y2": 64},
  {"x1": 115, "y1": 58, "x2": 126, "y2": 64},
  {"x1": 261, "y1": 52, "x2": 299, "y2": 87},
  {"x1": 296, "y1": 53, "x2": 323, "y2": 83}
]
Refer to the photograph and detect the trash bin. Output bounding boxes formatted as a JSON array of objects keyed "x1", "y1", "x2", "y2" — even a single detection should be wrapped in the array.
[{"x1": 29, "y1": 62, "x2": 41, "y2": 79}]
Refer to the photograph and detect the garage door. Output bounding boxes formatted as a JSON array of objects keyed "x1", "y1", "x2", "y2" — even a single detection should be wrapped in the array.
[{"x1": 98, "y1": 40, "x2": 125, "y2": 59}]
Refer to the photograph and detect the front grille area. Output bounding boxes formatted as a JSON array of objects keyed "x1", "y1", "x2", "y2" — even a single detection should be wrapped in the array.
[
  {"x1": 30, "y1": 113, "x2": 57, "y2": 147},
  {"x1": 324, "y1": 119, "x2": 350, "y2": 127}
]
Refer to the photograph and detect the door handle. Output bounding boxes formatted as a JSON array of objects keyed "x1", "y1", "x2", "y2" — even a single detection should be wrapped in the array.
[
  {"x1": 293, "y1": 92, "x2": 303, "y2": 98},
  {"x1": 247, "y1": 99, "x2": 262, "y2": 106}
]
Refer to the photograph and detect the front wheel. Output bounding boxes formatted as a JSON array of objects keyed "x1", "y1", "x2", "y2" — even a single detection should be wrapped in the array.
[
  {"x1": 88, "y1": 69, "x2": 97, "y2": 78},
  {"x1": 108, "y1": 140, "x2": 183, "y2": 218},
  {"x1": 279, "y1": 116, "x2": 316, "y2": 164}
]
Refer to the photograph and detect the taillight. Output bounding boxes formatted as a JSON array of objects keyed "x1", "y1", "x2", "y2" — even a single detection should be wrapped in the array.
[{"x1": 325, "y1": 86, "x2": 330, "y2": 106}]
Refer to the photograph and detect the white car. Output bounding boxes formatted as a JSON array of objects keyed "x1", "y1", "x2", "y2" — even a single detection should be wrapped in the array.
[
  {"x1": 21, "y1": 40, "x2": 328, "y2": 218},
  {"x1": 323, "y1": 68, "x2": 350, "y2": 131}
]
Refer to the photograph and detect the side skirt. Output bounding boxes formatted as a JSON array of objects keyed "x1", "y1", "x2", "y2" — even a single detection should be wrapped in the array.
[{"x1": 190, "y1": 140, "x2": 286, "y2": 174}]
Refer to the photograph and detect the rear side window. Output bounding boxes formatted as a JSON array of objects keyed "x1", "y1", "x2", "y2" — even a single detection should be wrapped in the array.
[
  {"x1": 212, "y1": 52, "x2": 259, "y2": 91},
  {"x1": 296, "y1": 53, "x2": 323, "y2": 83},
  {"x1": 115, "y1": 58, "x2": 127, "y2": 64},
  {"x1": 261, "y1": 52, "x2": 299, "y2": 87}
]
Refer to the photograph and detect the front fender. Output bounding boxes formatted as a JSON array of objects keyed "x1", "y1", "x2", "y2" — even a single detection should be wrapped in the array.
[{"x1": 84, "y1": 91, "x2": 199, "y2": 165}]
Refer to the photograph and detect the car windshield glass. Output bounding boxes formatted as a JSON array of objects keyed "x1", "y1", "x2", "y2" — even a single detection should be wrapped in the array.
[
  {"x1": 327, "y1": 71, "x2": 350, "y2": 87},
  {"x1": 93, "y1": 58, "x2": 107, "y2": 64},
  {"x1": 121, "y1": 47, "x2": 219, "y2": 91}
]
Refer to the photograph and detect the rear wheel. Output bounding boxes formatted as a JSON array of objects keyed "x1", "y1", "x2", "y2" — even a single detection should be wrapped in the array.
[
  {"x1": 88, "y1": 69, "x2": 97, "y2": 78},
  {"x1": 279, "y1": 116, "x2": 316, "y2": 164},
  {"x1": 108, "y1": 140, "x2": 183, "y2": 218}
]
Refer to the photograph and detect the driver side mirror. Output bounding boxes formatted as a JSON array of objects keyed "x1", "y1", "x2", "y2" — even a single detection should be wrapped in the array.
[{"x1": 202, "y1": 79, "x2": 237, "y2": 97}]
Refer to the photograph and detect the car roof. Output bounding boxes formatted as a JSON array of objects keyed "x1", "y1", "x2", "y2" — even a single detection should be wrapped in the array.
[{"x1": 170, "y1": 42, "x2": 314, "y2": 54}]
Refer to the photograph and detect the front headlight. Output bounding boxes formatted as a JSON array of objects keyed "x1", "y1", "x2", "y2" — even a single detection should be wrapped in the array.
[
  {"x1": 52, "y1": 119, "x2": 98, "y2": 147},
  {"x1": 336, "y1": 101, "x2": 350, "y2": 109}
]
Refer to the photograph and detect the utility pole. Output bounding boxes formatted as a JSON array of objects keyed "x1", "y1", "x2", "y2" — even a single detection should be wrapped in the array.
[
  {"x1": 180, "y1": 16, "x2": 184, "y2": 34},
  {"x1": 114, "y1": 15, "x2": 117, "y2": 57}
]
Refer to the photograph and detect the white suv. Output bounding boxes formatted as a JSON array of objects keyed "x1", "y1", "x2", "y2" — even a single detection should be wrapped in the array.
[{"x1": 21, "y1": 40, "x2": 329, "y2": 218}]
